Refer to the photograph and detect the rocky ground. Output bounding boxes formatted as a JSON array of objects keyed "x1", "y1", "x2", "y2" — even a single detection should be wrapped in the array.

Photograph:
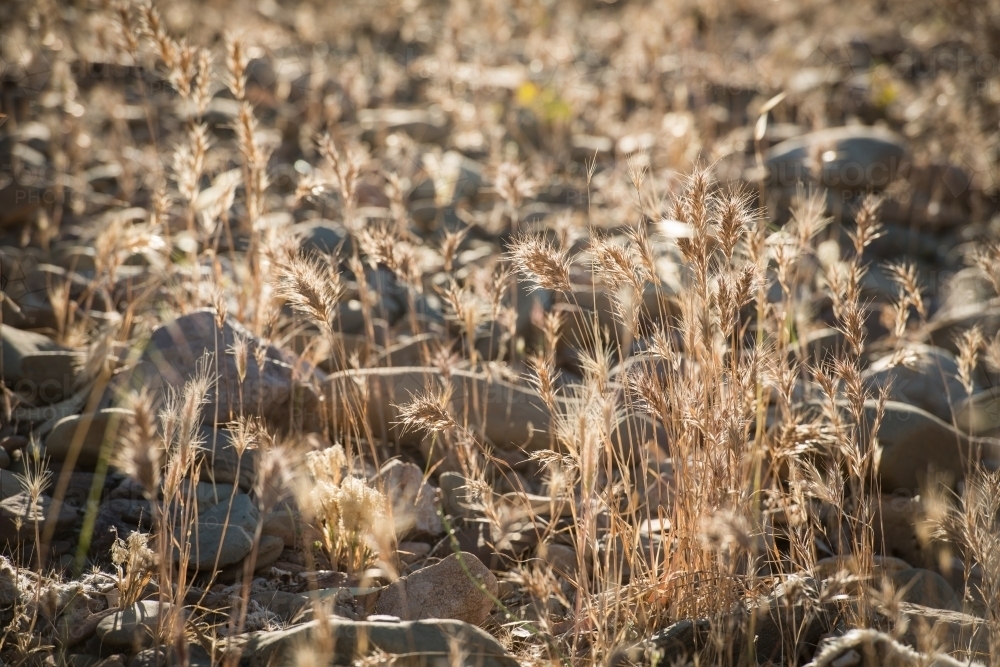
[{"x1": 3, "y1": 0, "x2": 1000, "y2": 666}]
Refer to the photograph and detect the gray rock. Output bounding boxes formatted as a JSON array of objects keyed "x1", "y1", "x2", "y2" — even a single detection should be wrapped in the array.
[
  {"x1": 536, "y1": 543, "x2": 578, "y2": 577},
  {"x1": 956, "y1": 390, "x2": 1000, "y2": 438},
  {"x1": 357, "y1": 107, "x2": 451, "y2": 145},
  {"x1": 862, "y1": 345, "x2": 969, "y2": 423},
  {"x1": 252, "y1": 534, "x2": 285, "y2": 569},
  {"x1": 891, "y1": 568, "x2": 961, "y2": 611},
  {"x1": 45, "y1": 408, "x2": 132, "y2": 468},
  {"x1": 175, "y1": 493, "x2": 260, "y2": 571},
  {"x1": 811, "y1": 628, "x2": 970, "y2": 667},
  {"x1": 429, "y1": 151, "x2": 483, "y2": 203},
  {"x1": 261, "y1": 505, "x2": 317, "y2": 547},
  {"x1": 924, "y1": 302, "x2": 1000, "y2": 356},
  {"x1": 179, "y1": 479, "x2": 238, "y2": 507},
  {"x1": 199, "y1": 493, "x2": 260, "y2": 534},
  {"x1": 247, "y1": 587, "x2": 357, "y2": 622},
  {"x1": 571, "y1": 134, "x2": 613, "y2": 161},
  {"x1": 764, "y1": 125, "x2": 907, "y2": 192},
  {"x1": 439, "y1": 471, "x2": 475, "y2": 519},
  {"x1": 129, "y1": 643, "x2": 212, "y2": 667},
  {"x1": 177, "y1": 519, "x2": 254, "y2": 571},
  {"x1": 799, "y1": 400, "x2": 1000, "y2": 494},
  {"x1": 294, "y1": 219, "x2": 349, "y2": 256},
  {"x1": 329, "y1": 367, "x2": 552, "y2": 451},
  {"x1": 0, "y1": 470, "x2": 24, "y2": 499},
  {"x1": 374, "y1": 552, "x2": 496, "y2": 625},
  {"x1": 0, "y1": 492, "x2": 80, "y2": 542},
  {"x1": 95, "y1": 600, "x2": 168, "y2": 651},
  {"x1": 864, "y1": 400, "x2": 1000, "y2": 493},
  {"x1": 105, "y1": 498, "x2": 152, "y2": 525},
  {"x1": 239, "y1": 617, "x2": 517, "y2": 667},
  {"x1": 15, "y1": 351, "x2": 82, "y2": 404},
  {"x1": 249, "y1": 590, "x2": 310, "y2": 620},
  {"x1": 938, "y1": 267, "x2": 995, "y2": 315},
  {"x1": 378, "y1": 460, "x2": 442, "y2": 538},
  {"x1": 1, "y1": 324, "x2": 65, "y2": 384},
  {"x1": 216, "y1": 533, "x2": 284, "y2": 582},
  {"x1": 127, "y1": 311, "x2": 323, "y2": 433},
  {"x1": 198, "y1": 427, "x2": 255, "y2": 491},
  {"x1": 0, "y1": 128, "x2": 50, "y2": 228}
]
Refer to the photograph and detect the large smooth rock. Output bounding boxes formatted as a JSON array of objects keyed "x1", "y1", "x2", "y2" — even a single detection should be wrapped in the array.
[
  {"x1": 0, "y1": 128, "x2": 50, "y2": 228},
  {"x1": 128, "y1": 311, "x2": 323, "y2": 432},
  {"x1": 862, "y1": 345, "x2": 969, "y2": 423},
  {"x1": 198, "y1": 427, "x2": 256, "y2": 491},
  {"x1": 44, "y1": 408, "x2": 132, "y2": 468},
  {"x1": 128, "y1": 643, "x2": 212, "y2": 667},
  {"x1": 0, "y1": 492, "x2": 80, "y2": 542},
  {"x1": 890, "y1": 568, "x2": 960, "y2": 611},
  {"x1": 897, "y1": 603, "x2": 989, "y2": 661},
  {"x1": 955, "y1": 390, "x2": 1000, "y2": 438},
  {"x1": 811, "y1": 628, "x2": 970, "y2": 667},
  {"x1": 764, "y1": 125, "x2": 907, "y2": 192},
  {"x1": 181, "y1": 522, "x2": 253, "y2": 571},
  {"x1": 95, "y1": 600, "x2": 168, "y2": 651},
  {"x1": 1, "y1": 324, "x2": 65, "y2": 384},
  {"x1": 175, "y1": 493, "x2": 260, "y2": 571},
  {"x1": 239, "y1": 617, "x2": 517, "y2": 667},
  {"x1": 862, "y1": 400, "x2": 1000, "y2": 493},
  {"x1": 328, "y1": 367, "x2": 553, "y2": 451},
  {"x1": 15, "y1": 351, "x2": 82, "y2": 404},
  {"x1": 924, "y1": 302, "x2": 1000, "y2": 355},
  {"x1": 374, "y1": 552, "x2": 496, "y2": 625},
  {"x1": 199, "y1": 492, "x2": 260, "y2": 533},
  {"x1": 378, "y1": 460, "x2": 442, "y2": 538}
]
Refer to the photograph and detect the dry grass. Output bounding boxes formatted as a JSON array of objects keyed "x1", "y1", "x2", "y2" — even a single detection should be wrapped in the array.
[{"x1": 2, "y1": 0, "x2": 1000, "y2": 665}]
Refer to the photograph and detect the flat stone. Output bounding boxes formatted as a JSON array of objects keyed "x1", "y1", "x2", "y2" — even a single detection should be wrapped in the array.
[
  {"x1": 15, "y1": 351, "x2": 82, "y2": 404},
  {"x1": 44, "y1": 408, "x2": 132, "y2": 468},
  {"x1": 239, "y1": 617, "x2": 518, "y2": 667},
  {"x1": 764, "y1": 125, "x2": 907, "y2": 192},
  {"x1": 357, "y1": 107, "x2": 451, "y2": 145},
  {"x1": 1, "y1": 324, "x2": 65, "y2": 384},
  {"x1": 127, "y1": 311, "x2": 323, "y2": 433},
  {"x1": 374, "y1": 552, "x2": 496, "y2": 625},
  {"x1": 95, "y1": 600, "x2": 168, "y2": 651},
  {"x1": 811, "y1": 628, "x2": 969, "y2": 667},
  {"x1": 129, "y1": 643, "x2": 212, "y2": 667},
  {"x1": 0, "y1": 492, "x2": 80, "y2": 542}
]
